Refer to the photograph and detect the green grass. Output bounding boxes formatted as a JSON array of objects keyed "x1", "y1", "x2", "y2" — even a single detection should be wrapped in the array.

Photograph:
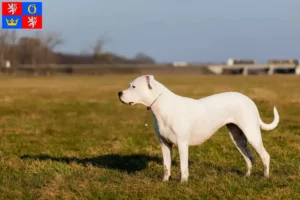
[{"x1": 0, "y1": 75, "x2": 299, "y2": 199}]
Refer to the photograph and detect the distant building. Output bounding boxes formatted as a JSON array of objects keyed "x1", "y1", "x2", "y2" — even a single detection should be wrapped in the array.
[
  {"x1": 227, "y1": 58, "x2": 255, "y2": 66},
  {"x1": 173, "y1": 61, "x2": 188, "y2": 67},
  {"x1": 282, "y1": 59, "x2": 299, "y2": 65},
  {"x1": 268, "y1": 59, "x2": 281, "y2": 64},
  {"x1": 268, "y1": 59, "x2": 299, "y2": 66}
]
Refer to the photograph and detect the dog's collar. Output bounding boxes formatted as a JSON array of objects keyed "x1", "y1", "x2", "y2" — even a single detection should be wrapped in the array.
[{"x1": 147, "y1": 93, "x2": 162, "y2": 110}]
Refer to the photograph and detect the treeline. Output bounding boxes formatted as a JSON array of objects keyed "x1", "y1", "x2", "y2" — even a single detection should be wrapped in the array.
[
  {"x1": 0, "y1": 30, "x2": 156, "y2": 66},
  {"x1": 56, "y1": 52, "x2": 156, "y2": 65}
]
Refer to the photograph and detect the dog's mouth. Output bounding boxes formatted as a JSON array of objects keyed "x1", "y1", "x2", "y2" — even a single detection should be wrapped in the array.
[
  {"x1": 119, "y1": 97, "x2": 126, "y2": 104},
  {"x1": 119, "y1": 97, "x2": 134, "y2": 106}
]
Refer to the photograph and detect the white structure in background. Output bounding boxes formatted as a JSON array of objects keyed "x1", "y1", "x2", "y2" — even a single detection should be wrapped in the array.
[
  {"x1": 208, "y1": 58, "x2": 300, "y2": 76},
  {"x1": 173, "y1": 61, "x2": 188, "y2": 67},
  {"x1": 5, "y1": 60, "x2": 11, "y2": 68},
  {"x1": 227, "y1": 58, "x2": 255, "y2": 66},
  {"x1": 227, "y1": 58, "x2": 234, "y2": 66},
  {"x1": 296, "y1": 63, "x2": 300, "y2": 75}
]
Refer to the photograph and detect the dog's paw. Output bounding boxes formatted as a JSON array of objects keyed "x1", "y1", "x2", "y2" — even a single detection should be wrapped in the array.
[
  {"x1": 180, "y1": 178, "x2": 188, "y2": 183},
  {"x1": 245, "y1": 171, "x2": 251, "y2": 177},
  {"x1": 162, "y1": 176, "x2": 170, "y2": 182}
]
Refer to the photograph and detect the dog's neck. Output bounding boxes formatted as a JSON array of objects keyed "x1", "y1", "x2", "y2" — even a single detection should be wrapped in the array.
[
  {"x1": 147, "y1": 81, "x2": 174, "y2": 112},
  {"x1": 147, "y1": 93, "x2": 162, "y2": 110}
]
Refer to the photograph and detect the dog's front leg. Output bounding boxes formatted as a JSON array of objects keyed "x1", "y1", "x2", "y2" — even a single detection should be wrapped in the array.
[
  {"x1": 178, "y1": 141, "x2": 189, "y2": 182},
  {"x1": 160, "y1": 139, "x2": 172, "y2": 181}
]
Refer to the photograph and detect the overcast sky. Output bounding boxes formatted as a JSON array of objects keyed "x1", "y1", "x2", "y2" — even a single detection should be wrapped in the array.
[{"x1": 3, "y1": 0, "x2": 300, "y2": 62}]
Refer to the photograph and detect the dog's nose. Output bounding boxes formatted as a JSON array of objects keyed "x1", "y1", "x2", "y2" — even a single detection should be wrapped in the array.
[{"x1": 118, "y1": 91, "x2": 123, "y2": 97}]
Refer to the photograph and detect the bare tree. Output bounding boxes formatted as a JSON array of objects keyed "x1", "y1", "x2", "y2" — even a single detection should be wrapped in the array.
[
  {"x1": 17, "y1": 36, "x2": 43, "y2": 65},
  {"x1": 43, "y1": 31, "x2": 64, "y2": 51},
  {"x1": 0, "y1": 30, "x2": 17, "y2": 66},
  {"x1": 0, "y1": 30, "x2": 9, "y2": 66},
  {"x1": 39, "y1": 31, "x2": 64, "y2": 64},
  {"x1": 92, "y1": 36, "x2": 110, "y2": 63},
  {"x1": 135, "y1": 52, "x2": 156, "y2": 64},
  {"x1": 6, "y1": 30, "x2": 17, "y2": 67},
  {"x1": 93, "y1": 38, "x2": 105, "y2": 56}
]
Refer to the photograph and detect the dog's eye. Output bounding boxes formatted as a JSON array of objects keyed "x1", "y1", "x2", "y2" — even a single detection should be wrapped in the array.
[{"x1": 132, "y1": 86, "x2": 136, "y2": 89}]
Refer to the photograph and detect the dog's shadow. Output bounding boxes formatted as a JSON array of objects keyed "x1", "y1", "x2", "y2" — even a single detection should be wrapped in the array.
[
  {"x1": 21, "y1": 154, "x2": 246, "y2": 176},
  {"x1": 21, "y1": 154, "x2": 161, "y2": 174}
]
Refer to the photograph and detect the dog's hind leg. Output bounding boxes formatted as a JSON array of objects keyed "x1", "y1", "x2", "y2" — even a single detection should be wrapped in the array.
[
  {"x1": 239, "y1": 124, "x2": 270, "y2": 177},
  {"x1": 226, "y1": 123, "x2": 254, "y2": 176}
]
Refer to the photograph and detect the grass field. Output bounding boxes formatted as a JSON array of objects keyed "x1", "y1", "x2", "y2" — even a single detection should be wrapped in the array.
[{"x1": 0, "y1": 75, "x2": 299, "y2": 199}]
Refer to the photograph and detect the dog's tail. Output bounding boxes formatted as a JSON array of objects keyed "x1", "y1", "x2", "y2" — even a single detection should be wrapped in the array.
[{"x1": 259, "y1": 106, "x2": 279, "y2": 131}]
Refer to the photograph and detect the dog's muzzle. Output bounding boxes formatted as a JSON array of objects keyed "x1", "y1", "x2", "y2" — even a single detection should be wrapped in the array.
[
  {"x1": 118, "y1": 91, "x2": 123, "y2": 97},
  {"x1": 118, "y1": 91, "x2": 134, "y2": 105},
  {"x1": 118, "y1": 91, "x2": 127, "y2": 104},
  {"x1": 118, "y1": 92, "x2": 131, "y2": 105}
]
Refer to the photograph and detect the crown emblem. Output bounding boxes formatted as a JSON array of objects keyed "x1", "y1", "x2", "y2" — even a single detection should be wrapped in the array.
[{"x1": 6, "y1": 18, "x2": 19, "y2": 26}]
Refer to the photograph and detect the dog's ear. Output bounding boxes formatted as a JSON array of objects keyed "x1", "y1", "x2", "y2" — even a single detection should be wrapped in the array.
[{"x1": 146, "y1": 75, "x2": 155, "y2": 89}]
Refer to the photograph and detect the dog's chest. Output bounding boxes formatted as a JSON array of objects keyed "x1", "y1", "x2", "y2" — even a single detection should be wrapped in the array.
[{"x1": 153, "y1": 114, "x2": 177, "y2": 145}]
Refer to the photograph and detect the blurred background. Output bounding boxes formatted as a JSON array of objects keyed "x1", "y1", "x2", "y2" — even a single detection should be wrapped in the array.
[{"x1": 0, "y1": 0, "x2": 299, "y2": 75}]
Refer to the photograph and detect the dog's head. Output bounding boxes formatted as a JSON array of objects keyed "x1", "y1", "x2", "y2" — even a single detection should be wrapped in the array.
[{"x1": 118, "y1": 75, "x2": 158, "y2": 107}]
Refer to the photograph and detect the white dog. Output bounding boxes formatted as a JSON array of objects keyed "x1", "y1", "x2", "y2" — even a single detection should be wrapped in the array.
[{"x1": 118, "y1": 75, "x2": 279, "y2": 182}]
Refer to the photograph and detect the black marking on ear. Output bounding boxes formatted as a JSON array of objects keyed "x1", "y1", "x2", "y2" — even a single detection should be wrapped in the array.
[{"x1": 146, "y1": 76, "x2": 152, "y2": 89}]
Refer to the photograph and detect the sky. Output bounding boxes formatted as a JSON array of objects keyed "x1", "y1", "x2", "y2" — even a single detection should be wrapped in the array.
[{"x1": 2, "y1": 0, "x2": 300, "y2": 63}]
